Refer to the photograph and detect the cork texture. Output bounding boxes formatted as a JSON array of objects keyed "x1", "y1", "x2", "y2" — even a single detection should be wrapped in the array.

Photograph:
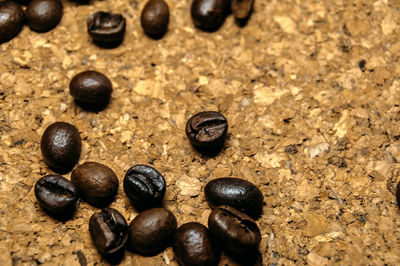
[{"x1": 1, "y1": 0, "x2": 400, "y2": 265}]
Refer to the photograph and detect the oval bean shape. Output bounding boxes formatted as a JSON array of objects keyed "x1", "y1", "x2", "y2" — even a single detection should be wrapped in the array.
[
  {"x1": 191, "y1": 0, "x2": 228, "y2": 32},
  {"x1": 0, "y1": 1, "x2": 24, "y2": 44},
  {"x1": 141, "y1": 0, "x2": 169, "y2": 37},
  {"x1": 25, "y1": 0, "x2": 63, "y2": 32}
]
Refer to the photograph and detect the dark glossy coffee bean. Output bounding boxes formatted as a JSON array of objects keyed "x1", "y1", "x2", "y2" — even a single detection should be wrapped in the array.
[
  {"x1": 396, "y1": 182, "x2": 400, "y2": 209},
  {"x1": 89, "y1": 208, "x2": 129, "y2": 255},
  {"x1": 34, "y1": 174, "x2": 78, "y2": 214},
  {"x1": 231, "y1": 0, "x2": 254, "y2": 19},
  {"x1": 185, "y1": 111, "x2": 228, "y2": 153},
  {"x1": 71, "y1": 162, "x2": 119, "y2": 207},
  {"x1": 140, "y1": 0, "x2": 169, "y2": 38},
  {"x1": 173, "y1": 222, "x2": 220, "y2": 266},
  {"x1": 25, "y1": 0, "x2": 63, "y2": 32},
  {"x1": 205, "y1": 177, "x2": 263, "y2": 219},
  {"x1": 129, "y1": 207, "x2": 177, "y2": 255},
  {"x1": 208, "y1": 205, "x2": 261, "y2": 255},
  {"x1": 191, "y1": 0, "x2": 228, "y2": 32},
  {"x1": 87, "y1": 11, "x2": 126, "y2": 46},
  {"x1": 69, "y1": 70, "x2": 112, "y2": 110},
  {"x1": 123, "y1": 165, "x2": 166, "y2": 210},
  {"x1": 40, "y1": 122, "x2": 81, "y2": 173},
  {"x1": 0, "y1": 1, "x2": 24, "y2": 44}
]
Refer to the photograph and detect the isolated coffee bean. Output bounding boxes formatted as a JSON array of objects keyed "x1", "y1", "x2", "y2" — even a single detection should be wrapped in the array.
[
  {"x1": 205, "y1": 177, "x2": 263, "y2": 219},
  {"x1": 87, "y1": 11, "x2": 126, "y2": 46},
  {"x1": 71, "y1": 162, "x2": 119, "y2": 207},
  {"x1": 41, "y1": 122, "x2": 81, "y2": 173},
  {"x1": 25, "y1": 0, "x2": 63, "y2": 32},
  {"x1": 185, "y1": 111, "x2": 228, "y2": 153},
  {"x1": 89, "y1": 208, "x2": 129, "y2": 255},
  {"x1": 208, "y1": 205, "x2": 261, "y2": 255},
  {"x1": 129, "y1": 207, "x2": 177, "y2": 255},
  {"x1": 231, "y1": 0, "x2": 254, "y2": 19},
  {"x1": 0, "y1": 1, "x2": 24, "y2": 44},
  {"x1": 140, "y1": 0, "x2": 169, "y2": 38},
  {"x1": 69, "y1": 70, "x2": 112, "y2": 110},
  {"x1": 35, "y1": 174, "x2": 78, "y2": 214},
  {"x1": 191, "y1": 0, "x2": 228, "y2": 32},
  {"x1": 123, "y1": 165, "x2": 166, "y2": 209},
  {"x1": 173, "y1": 222, "x2": 220, "y2": 266}
]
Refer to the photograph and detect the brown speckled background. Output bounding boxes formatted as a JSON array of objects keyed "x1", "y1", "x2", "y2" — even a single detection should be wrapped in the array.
[{"x1": 1, "y1": 0, "x2": 400, "y2": 265}]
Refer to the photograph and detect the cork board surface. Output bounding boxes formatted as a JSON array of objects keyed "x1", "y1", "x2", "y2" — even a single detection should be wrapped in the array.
[{"x1": 1, "y1": 0, "x2": 400, "y2": 265}]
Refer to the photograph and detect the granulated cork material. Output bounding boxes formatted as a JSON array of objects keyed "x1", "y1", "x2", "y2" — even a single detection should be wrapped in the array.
[{"x1": 1, "y1": 0, "x2": 400, "y2": 265}]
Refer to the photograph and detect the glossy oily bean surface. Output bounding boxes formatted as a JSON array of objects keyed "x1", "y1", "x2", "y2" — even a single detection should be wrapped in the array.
[
  {"x1": 191, "y1": 0, "x2": 228, "y2": 32},
  {"x1": 397, "y1": 182, "x2": 400, "y2": 209},
  {"x1": 89, "y1": 208, "x2": 129, "y2": 255},
  {"x1": 34, "y1": 174, "x2": 78, "y2": 214},
  {"x1": 69, "y1": 70, "x2": 112, "y2": 110},
  {"x1": 208, "y1": 205, "x2": 261, "y2": 255},
  {"x1": 140, "y1": 0, "x2": 169, "y2": 37},
  {"x1": 71, "y1": 162, "x2": 119, "y2": 207},
  {"x1": 231, "y1": 0, "x2": 254, "y2": 19},
  {"x1": 0, "y1": 1, "x2": 24, "y2": 44},
  {"x1": 40, "y1": 122, "x2": 81, "y2": 173},
  {"x1": 123, "y1": 165, "x2": 166, "y2": 209},
  {"x1": 25, "y1": 0, "x2": 63, "y2": 32},
  {"x1": 87, "y1": 11, "x2": 126, "y2": 45},
  {"x1": 172, "y1": 222, "x2": 220, "y2": 266},
  {"x1": 129, "y1": 207, "x2": 177, "y2": 255},
  {"x1": 204, "y1": 177, "x2": 263, "y2": 219}
]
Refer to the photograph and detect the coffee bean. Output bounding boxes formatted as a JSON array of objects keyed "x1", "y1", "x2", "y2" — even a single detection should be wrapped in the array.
[
  {"x1": 0, "y1": 1, "x2": 24, "y2": 44},
  {"x1": 87, "y1": 11, "x2": 126, "y2": 46},
  {"x1": 40, "y1": 122, "x2": 81, "y2": 173},
  {"x1": 191, "y1": 0, "x2": 228, "y2": 32},
  {"x1": 172, "y1": 222, "x2": 220, "y2": 266},
  {"x1": 231, "y1": 0, "x2": 254, "y2": 20},
  {"x1": 185, "y1": 111, "x2": 228, "y2": 153},
  {"x1": 69, "y1": 70, "x2": 112, "y2": 111},
  {"x1": 208, "y1": 205, "x2": 261, "y2": 256},
  {"x1": 140, "y1": 0, "x2": 169, "y2": 38},
  {"x1": 397, "y1": 182, "x2": 400, "y2": 209},
  {"x1": 89, "y1": 208, "x2": 129, "y2": 255},
  {"x1": 71, "y1": 162, "x2": 119, "y2": 207},
  {"x1": 34, "y1": 174, "x2": 78, "y2": 214},
  {"x1": 25, "y1": 0, "x2": 63, "y2": 32},
  {"x1": 129, "y1": 207, "x2": 177, "y2": 255},
  {"x1": 123, "y1": 165, "x2": 166, "y2": 210},
  {"x1": 205, "y1": 177, "x2": 263, "y2": 219}
]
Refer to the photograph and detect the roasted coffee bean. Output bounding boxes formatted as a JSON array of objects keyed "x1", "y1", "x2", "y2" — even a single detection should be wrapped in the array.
[
  {"x1": 71, "y1": 162, "x2": 119, "y2": 207},
  {"x1": 191, "y1": 0, "x2": 228, "y2": 32},
  {"x1": 25, "y1": 0, "x2": 63, "y2": 32},
  {"x1": 140, "y1": 0, "x2": 169, "y2": 38},
  {"x1": 123, "y1": 165, "x2": 166, "y2": 209},
  {"x1": 34, "y1": 174, "x2": 78, "y2": 214},
  {"x1": 185, "y1": 111, "x2": 228, "y2": 153},
  {"x1": 87, "y1": 11, "x2": 126, "y2": 46},
  {"x1": 69, "y1": 70, "x2": 112, "y2": 110},
  {"x1": 231, "y1": 0, "x2": 254, "y2": 19},
  {"x1": 208, "y1": 205, "x2": 261, "y2": 255},
  {"x1": 173, "y1": 222, "x2": 220, "y2": 266},
  {"x1": 129, "y1": 207, "x2": 177, "y2": 255},
  {"x1": 205, "y1": 177, "x2": 263, "y2": 219},
  {"x1": 40, "y1": 122, "x2": 81, "y2": 173},
  {"x1": 89, "y1": 208, "x2": 129, "y2": 255},
  {"x1": 397, "y1": 182, "x2": 400, "y2": 209},
  {"x1": 0, "y1": 1, "x2": 24, "y2": 44}
]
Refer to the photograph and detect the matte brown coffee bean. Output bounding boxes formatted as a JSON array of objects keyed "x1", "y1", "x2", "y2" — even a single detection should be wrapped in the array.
[
  {"x1": 185, "y1": 111, "x2": 228, "y2": 153},
  {"x1": 191, "y1": 0, "x2": 228, "y2": 32},
  {"x1": 231, "y1": 0, "x2": 254, "y2": 19},
  {"x1": 205, "y1": 177, "x2": 263, "y2": 219},
  {"x1": 87, "y1": 11, "x2": 126, "y2": 46},
  {"x1": 208, "y1": 205, "x2": 261, "y2": 255},
  {"x1": 25, "y1": 0, "x2": 63, "y2": 32},
  {"x1": 129, "y1": 207, "x2": 177, "y2": 255},
  {"x1": 41, "y1": 122, "x2": 81, "y2": 173},
  {"x1": 71, "y1": 162, "x2": 119, "y2": 207},
  {"x1": 140, "y1": 0, "x2": 169, "y2": 38},
  {"x1": 69, "y1": 70, "x2": 112, "y2": 110},
  {"x1": 173, "y1": 222, "x2": 220, "y2": 266},
  {"x1": 34, "y1": 174, "x2": 78, "y2": 214},
  {"x1": 89, "y1": 208, "x2": 129, "y2": 255},
  {"x1": 0, "y1": 1, "x2": 24, "y2": 44}
]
